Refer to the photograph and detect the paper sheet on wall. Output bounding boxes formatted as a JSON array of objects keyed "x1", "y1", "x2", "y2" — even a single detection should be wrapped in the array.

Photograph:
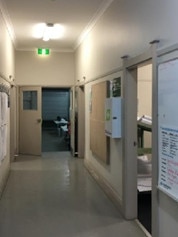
[
  {"x1": 1, "y1": 92, "x2": 8, "y2": 125},
  {"x1": 0, "y1": 92, "x2": 2, "y2": 164},
  {"x1": 158, "y1": 126, "x2": 178, "y2": 200},
  {"x1": 1, "y1": 125, "x2": 7, "y2": 159},
  {"x1": 158, "y1": 58, "x2": 178, "y2": 201},
  {"x1": 0, "y1": 126, "x2": 2, "y2": 165},
  {"x1": 0, "y1": 92, "x2": 8, "y2": 164},
  {"x1": 0, "y1": 92, "x2": 1, "y2": 126}
]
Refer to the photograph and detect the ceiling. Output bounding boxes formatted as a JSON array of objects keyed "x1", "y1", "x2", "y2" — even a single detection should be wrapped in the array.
[{"x1": 0, "y1": 0, "x2": 113, "y2": 52}]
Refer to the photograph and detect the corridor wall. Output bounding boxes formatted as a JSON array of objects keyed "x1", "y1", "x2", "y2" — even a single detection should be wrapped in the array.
[
  {"x1": 0, "y1": 10, "x2": 15, "y2": 197},
  {"x1": 75, "y1": 0, "x2": 178, "y2": 236},
  {"x1": 15, "y1": 51, "x2": 75, "y2": 87}
]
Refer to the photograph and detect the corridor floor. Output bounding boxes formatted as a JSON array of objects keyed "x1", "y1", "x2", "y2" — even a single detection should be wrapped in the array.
[{"x1": 0, "y1": 152, "x2": 147, "y2": 237}]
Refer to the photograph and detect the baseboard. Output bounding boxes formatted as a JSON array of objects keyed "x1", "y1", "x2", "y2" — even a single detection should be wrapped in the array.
[
  {"x1": 0, "y1": 165, "x2": 10, "y2": 199},
  {"x1": 84, "y1": 159, "x2": 123, "y2": 215}
]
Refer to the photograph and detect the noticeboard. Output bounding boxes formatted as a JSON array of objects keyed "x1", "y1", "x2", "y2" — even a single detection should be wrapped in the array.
[{"x1": 158, "y1": 58, "x2": 178, "y2": 201}]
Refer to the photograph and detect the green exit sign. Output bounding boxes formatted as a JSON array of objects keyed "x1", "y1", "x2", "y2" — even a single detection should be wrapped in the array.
[{"x1": 37, "y1": 48, "x2": 50, "y2": 55}]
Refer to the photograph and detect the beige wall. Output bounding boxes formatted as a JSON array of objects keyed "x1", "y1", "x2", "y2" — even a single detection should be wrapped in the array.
[
  {"x1": 75, "y1": 0, "x2": 178, "y2": 84},
  {"x1": 0, "y1": 11, "x2": 15, "y2": 196},
  {"x1": 15, "y1": 51, "x2": 75, "y2": 86},
  {"x1": 137, "y1": 64, "x2": 152, "y2": 118},
  {"x1": 75, "y1": 0, "x2": 178, "y2": 235},
  {"x1": 85, "y1": 71, "x2": 123, "y2": 201},
  {"x1": 0, "y1": 14, "x2": 14, "y2": 78},
  {"x1": 137, "y1": 63, "x2": 152, "y2": 147}
]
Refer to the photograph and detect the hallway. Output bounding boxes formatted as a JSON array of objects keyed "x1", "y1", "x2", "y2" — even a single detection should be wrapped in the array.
[{"x1": 0, "y1": 152, "x2": 147, "y2": 237}]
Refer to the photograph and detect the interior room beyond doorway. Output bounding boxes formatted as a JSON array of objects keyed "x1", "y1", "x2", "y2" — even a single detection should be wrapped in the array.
[
  {"x1": 42, "y1": 88, "x2": 70, "y2": 152},
  {"x1": 137, "y1": 62, "x2": 152, "y2": 234}
]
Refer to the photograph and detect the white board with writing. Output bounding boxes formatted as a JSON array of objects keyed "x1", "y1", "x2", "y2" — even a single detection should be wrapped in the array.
[{"x1": 158, "y1": 58, "x2": 178, "y2": 201}]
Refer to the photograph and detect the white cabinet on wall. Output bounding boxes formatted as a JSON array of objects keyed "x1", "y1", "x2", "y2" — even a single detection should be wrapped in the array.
[{"x1": 105, "y1": 97, "x2": 122, "y2": 138}]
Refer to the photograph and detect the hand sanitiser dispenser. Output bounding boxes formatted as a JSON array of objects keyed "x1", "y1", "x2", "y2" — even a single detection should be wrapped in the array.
[{"x1": 105, "y1": 97, "x2": 122, "y2": 138}]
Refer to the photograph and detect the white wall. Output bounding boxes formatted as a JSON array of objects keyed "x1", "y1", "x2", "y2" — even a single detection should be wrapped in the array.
[
  {"x1": 15, "y1": 51, "x2": 75, "y2": 86},
  {"x1": 0, "y1": 11, "x2": 15, "y2": 196},
  {"x1": 75, "y1": 0, "x2": 178, "y2": 236}
]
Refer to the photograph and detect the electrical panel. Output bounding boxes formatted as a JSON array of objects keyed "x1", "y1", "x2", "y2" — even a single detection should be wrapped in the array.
[{"x1": 105, "y1": 97, "x2": 122, "y2": 138}]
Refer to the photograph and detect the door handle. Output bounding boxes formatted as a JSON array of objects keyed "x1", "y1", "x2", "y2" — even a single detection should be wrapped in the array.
[{"x1": 37, "y1": 119, "x2": 42, "y2": 123}]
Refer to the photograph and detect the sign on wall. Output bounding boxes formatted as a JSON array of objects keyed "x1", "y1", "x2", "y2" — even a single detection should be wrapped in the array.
[{"x1": 158, "y1": 58, "x2": 178, "y2": 201}]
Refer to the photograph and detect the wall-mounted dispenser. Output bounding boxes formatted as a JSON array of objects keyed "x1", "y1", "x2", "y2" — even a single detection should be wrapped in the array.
[{"x1": 105, "y1": 97, "x2": 122, "y2": 138}]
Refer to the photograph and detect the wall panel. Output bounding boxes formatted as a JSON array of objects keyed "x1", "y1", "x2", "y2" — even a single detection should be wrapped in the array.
[{"x1": 90, "y1": 81, "x2": 109, "y2": 164}]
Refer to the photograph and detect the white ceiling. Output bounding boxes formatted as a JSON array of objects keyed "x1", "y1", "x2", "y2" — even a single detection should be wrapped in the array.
[{"x1": 0, "y1": 0, "x2": 113, "y2": 52}]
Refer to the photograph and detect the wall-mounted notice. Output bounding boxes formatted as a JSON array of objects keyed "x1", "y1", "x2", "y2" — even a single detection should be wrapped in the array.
[
  {"x1": 110, "y1": 77, "x2": 121, "y2": 97},
  {"x1": 158, "y1": 126, "x2": 178, "y2": 199},
  {"x1": 0, "y1": 92, "x2": 8, "y2": 165},
  {"x1": 158, "y1": 58, "x2": 178, "y2": 200}
]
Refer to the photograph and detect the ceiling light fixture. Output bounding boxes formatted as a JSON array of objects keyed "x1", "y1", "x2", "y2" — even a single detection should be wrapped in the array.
[
  {"x1": 33, "y1": 23, "x2": 65, "y2": 41},
  {"x1": 43, "y1": 23, "x2": 54, "y2": 41}
]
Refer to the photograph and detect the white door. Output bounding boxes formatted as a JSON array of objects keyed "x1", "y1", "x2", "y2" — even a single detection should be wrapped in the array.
[
  {"x1": 77, "y1": 85, "x2": 85, "y2": 158},
  {"x1": 19, "y1": 86, "x2": 42, "y2": 155}
]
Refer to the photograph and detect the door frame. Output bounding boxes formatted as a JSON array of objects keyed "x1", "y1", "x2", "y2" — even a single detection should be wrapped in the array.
[
  {"x1": 18, "y1": 85, "x2": 73, "y2": 155},
  {"x1": 122, "y1": 48, "x2": 154, "y2": 220}
]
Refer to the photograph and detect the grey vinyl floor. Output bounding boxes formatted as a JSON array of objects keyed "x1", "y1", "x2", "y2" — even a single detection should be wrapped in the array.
[{"x1": 0, "y1": 152, "x2": 148, "y2": 237}]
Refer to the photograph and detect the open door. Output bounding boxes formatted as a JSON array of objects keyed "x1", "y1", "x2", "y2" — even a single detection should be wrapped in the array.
[
  {"x1": 19, "y1": 86, "x2": 42, "y2": 155},
  {"x1": 77, "y1": 85, "x2": 85, "y2": 158},
  {"x1": 69, "y1": 86, "x2": 77, "y2": 156}
]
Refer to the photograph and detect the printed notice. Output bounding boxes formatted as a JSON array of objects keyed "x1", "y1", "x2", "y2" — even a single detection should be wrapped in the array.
[{"x1": 158, "y1": 126, "x2": 178, "y2": 200}]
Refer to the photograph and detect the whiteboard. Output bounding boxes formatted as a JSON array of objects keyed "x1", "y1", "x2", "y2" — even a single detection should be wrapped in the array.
[{"x1": 158, "y1": 58, "x2": 178, "y2": 201}]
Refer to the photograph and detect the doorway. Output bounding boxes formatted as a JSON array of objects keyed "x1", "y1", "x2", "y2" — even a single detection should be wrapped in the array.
[
  {"x1": 42, "y1": 88, "x2": 70, "y2": 152},
  {"x1": 137, "y1": 62, "x2": 152, "y2": 234}
]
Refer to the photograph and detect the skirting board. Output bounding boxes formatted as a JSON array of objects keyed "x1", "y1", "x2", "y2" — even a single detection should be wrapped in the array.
[
  {"x1": 0, "y1": 165, "x2": 10, "y2": 199},
  {"x1": 84, "y1": 159, "x2": 123, "y2": 216}
]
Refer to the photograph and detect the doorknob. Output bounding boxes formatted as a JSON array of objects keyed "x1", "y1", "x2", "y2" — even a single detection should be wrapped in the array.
[{"x1": 37, "y1": 118, "x2": 41, "y2": 123}]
